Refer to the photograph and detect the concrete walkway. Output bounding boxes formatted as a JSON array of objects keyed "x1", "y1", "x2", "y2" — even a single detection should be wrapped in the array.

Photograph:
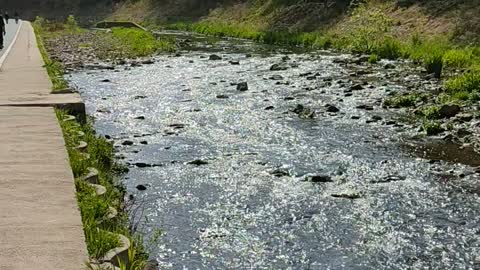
[{"x1": 0, "y1": 22, "x2": 88, "y2": 270}]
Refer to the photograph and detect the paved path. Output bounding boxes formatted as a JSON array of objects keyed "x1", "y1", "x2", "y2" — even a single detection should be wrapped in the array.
[
  {"x1": 0, "y1": 19, "x2": 20, "y2": 58},
  {"x1": 0, "y1": 21, "x2": 88, "y2": 270}
]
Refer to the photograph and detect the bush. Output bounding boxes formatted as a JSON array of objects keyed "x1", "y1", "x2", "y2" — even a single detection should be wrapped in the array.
[
  {"x1": 111, "y1": 27, "x2": 176, "y2": 56},
  {"x1": 445, "y1": 69, "x2": 480, "y2": 93},
  {"x1": 368, "y1": 54, "x2": 379, "y2": 64},
  {"x1": 422, "y1": 121, "x2": 444, "y2": 135},
  {"x1": 384, "y1": 93, "x2": 421, "y2": 107},
  {"x1": 422, "y1": 105, "x2": 440, "y2": 119},
  {"x1": 374, "y1": 36, "x2": 403, "y2": 59},
  {"x1": 443, "y1": 48, "x2": 474, "y2": 68}
]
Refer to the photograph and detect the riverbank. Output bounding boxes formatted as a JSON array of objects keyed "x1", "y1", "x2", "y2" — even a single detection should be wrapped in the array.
[
  {"x1": 32, "y1": 17, "x2": 161, "y2": 270},
  {"x1": 33, "y1": 16, "x2": 176, "y2": 75}
]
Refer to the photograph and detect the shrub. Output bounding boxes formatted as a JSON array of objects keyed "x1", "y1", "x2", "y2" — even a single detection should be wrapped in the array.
[
  {"x1": 443, "y1": 48, "x2": 474, "y2": 68},
  {"x1": 445, "y1": 69, "x2": 480, "y2": 93},
  {"x1": 374, "y1": 36, "x2": 403, "y2": 59},
  {"x1": 422, "y1": 105, "x2": 440, "y2": 119},
  {"x1": 368, "y1": 54, "x2": 379, "y2": 64},
  {"x1": 422, "y1": 121, "x2": 444, "y2": 135},
  {"x1": 384, "y1": 93, "x2": 420, "y2": 107}
]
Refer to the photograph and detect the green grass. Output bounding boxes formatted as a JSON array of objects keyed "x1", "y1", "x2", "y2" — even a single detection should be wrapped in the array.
[
  {"x1": 111, "y1": 27, "x2": 176, "y2": 57},
  {"x1": 445, "y1": 69, "x2": 480, "y2": 93},
  {"x1": 422, "y1": 105, "x2": 441, "y2": 120},
  {"x1": 384, "y1": 93, "x2": 423, "y2": 108},
  {"x1": 56, "y1": 110, "x2": 149, "y2": 267},
  {"x1": 422, "y1": 121, "x2": 444, "y2": 135}
]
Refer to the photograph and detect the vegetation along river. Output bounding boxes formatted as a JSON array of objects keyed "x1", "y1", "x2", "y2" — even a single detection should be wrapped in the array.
[{"x1": 67, "y1": 31, "x2": 480, "y2": 269}]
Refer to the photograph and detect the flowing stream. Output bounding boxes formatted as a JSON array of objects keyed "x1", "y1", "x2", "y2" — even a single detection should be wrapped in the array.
[{"x1": 68, "y1": 32, "x2": 480, "y2": 269}]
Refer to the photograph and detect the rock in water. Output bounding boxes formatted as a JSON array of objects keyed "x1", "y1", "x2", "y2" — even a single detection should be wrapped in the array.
[
  {"x1": 270, "y1": 63, "x2": 288, "y2": 71},
  {"x1": 305, "y1": 175, "x2": 333, "y2": 183},
  {"x1": 136, "y1": 184, "x2": 147, "y2": 191},
  {"x1": 439, "y1": 104, "x2": 461, "y2": 118},
  {"x1": 237, "y1": 82, "x2": 249, "y2": 91},
  {"x1": 325, "y1": 104, "x2": 340, "y2": 113},
  {"x1": 209, "y1": 54, "x2": 222, "y2": 60},
  {"x1": 122, "y1": 140, "x2": 134, "y2": 146},
  {"x1": 187, "y1": 159, "x2": 209, "y2": 166}
]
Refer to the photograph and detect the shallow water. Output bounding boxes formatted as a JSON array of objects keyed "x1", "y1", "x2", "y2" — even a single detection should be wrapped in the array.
[{"x1": 68, "y1": 32, "x2": 480, "y2": 269}]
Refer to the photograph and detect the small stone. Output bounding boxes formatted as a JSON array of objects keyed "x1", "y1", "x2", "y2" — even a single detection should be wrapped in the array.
[
  {"x1": 270, "y1": 63, "x2": 288, "y2": 71},
  {"x1": 135, "y1": 163, "x2": 151, "y2": 168},
  {"x1": 350, "y1": 84, "x2": 364, "y2": 91},
  {"x1": 134, "y1": 116, "x2": 145, "y2": 120},
  {"x1": 270, "y1": 168, "x2": 290, "y2": 177},
  {"x1": 216, "y1": 94, "x2": 229, "y2": 99},
  {"x1": 100, "y1": 79, "x2": 111, "y2": 83},
  {"x1": 187, "y1": 159, "x2": 209, "y2": 166},
  {"x1": 269, "y1": 75, "x2": 284, "y2": 80},
  {"x1": 140, "y1": 141, "x2": 148, "y2": 145},
  {"x1": 136, "y1": 184, "x2": 147, "y2": 191},
  {"x1": 265, "y1": 106, "x2": 275, "y2": 110},
  {"x1": 438, "y1": 104, "x2": 461, "y2": 118},
  {"x1": 237, "y1": 82, "x2": 248, "y2": 91},
  {"x1": 384, "y1": 63, "x2": 396, "y2": 69},
  {"x1": 326, "y1": 104, "x2": 340, "y2": 113},
  {"x1": 209, "y1": 54, "x2": 222, "y2": 60},
  {"x1": 122, "y1": 140, "x2": 134, "y2": 146},
  {"x1": 305, "y1": 175, "x2": 333, "y2": 183},
  {"x1": 229, "y1": 60, "x2": 240, "y2": 65}
]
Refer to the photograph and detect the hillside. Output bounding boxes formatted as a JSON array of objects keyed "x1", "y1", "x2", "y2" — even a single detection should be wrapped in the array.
[{"x1": 109, "y1": 0, "x2": 480, "y2": 43}]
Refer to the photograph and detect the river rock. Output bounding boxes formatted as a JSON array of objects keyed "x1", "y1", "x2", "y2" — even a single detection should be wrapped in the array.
[
  {"x1": 325, "y1": 104, "x2": 340, "y2": 113},
  {"x1": 270, "y1": 168, "x2": 290, "y2": 177},
  {"x1": 456, "y1": 113, "x2": 473, "y2": 122},
  {"x1": 270, "y1": 63, "x2": 288, "y2": 71},
  {"x1": 209, "y1": 54, "x2": 222, "y2": 60},
  {"x1": 371, "y1": 175, "x2": 406, "y2": 183},
  {"x1": 237, "y1": 82, "x2": 248, "y2": 91},
  {"x1": 229, "y1": 60, "x2": 240, "y2": 65},
  {"x1": 140, "y1": 141, "x2": 148, "y2": 145},
  {"x1": 136, "y1": 184, "x2": 147, "y2": 191},
  {"x1": 122, "y1": 140, "x2": 134, "y2": 146},
  {"x1": 350, "y1": 84, "x2": 364, "y2": 91},
  {"x1": 265, "y1": 106, "x2": 275, "y2": 110},
  {"x1": 269, "y1": 75, "x2": 284, "y2": 80},
  {"x1": 216, "y1": 94, "x2": 229, "y2": 99},
  {"x1": 141, "y1": 59, "x2": 154, "y2": 64},
  {"x1": 293, "y1": 104, "x2": 315, "y2": 119},
  {"x1": 384, "y1": 63, "x2": 396, "y2": 69},
  {"x1": 305, "y1": 174, "x2": 333, "y2": 183},
  {"x1": 134, "y1": 95, "x2": 147, "y2": 99},
  {"x1": 100, "y1": 79, "x2": 111, "y2": 83},
  {"x1": 135, "y1": 163, "x2": 152, "y2": 168},
  {"x1": 187, "y1": 159, "x2": 209, "y2": 166},
  {"x1": 331, "y1": 191, "x2": 362, "y2": 199},
  {"x1": 439, "y1": 104, "x2": 461, "y2": 118},
  {"x1": 134, "y1": 116, "x2": 145, "y2": 120}
]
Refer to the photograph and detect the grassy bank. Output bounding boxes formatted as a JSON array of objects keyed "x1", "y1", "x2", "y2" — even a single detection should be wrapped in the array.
[
  {"x1": 164, "y1": 2, "x2": 480, "y2": 117},
  {"x1": 57, "y1": 110, "x2": 149, "y2": 269},
  {"x1": 33, "y1": 15, "x2": 176, "y2": 67}
]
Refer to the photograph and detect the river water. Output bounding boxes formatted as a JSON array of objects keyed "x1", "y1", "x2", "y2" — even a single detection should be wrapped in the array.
[{"x1": 68, "y1": 32, "x2": 480, "y2": 269}]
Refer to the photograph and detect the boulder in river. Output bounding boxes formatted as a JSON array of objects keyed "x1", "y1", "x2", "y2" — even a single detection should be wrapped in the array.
[
  {"x1": 325, "y1": 104, "x2": 340, "y2": 113},
  {"x1": 122, "y1": 140, "x2": 134, "y2": 146},
  {"x1": 269, "y1": 75, "x2": 284, "y2": 80},
  {"x1": 136, "y1": 184, "x2": 147, "y2": 191},
  {"x1": 187, "y1": 159, "x2": 209, "y2": 166},
  {"x1": 350, "y1": 84, "x2": 364, "y2": 91},
  {"x1": 270, "y1": 63, "x2": 288, "y2": 71},
  {"x1": 134, "y1": 116, "x2": 145, "y2": 120},
  {"x1": 209, "y1": 54, "x2": 222, "y2": 60},
  {"x1": 439, "y1": 104, "x2": 461, "y2": 118},
  {"x1": 270, "y1": 168, "x2": 290, "y2": 177},
  {"x1": 305, "y1": 174, "x2": 333, "y2": 183},
  {"x1": 229, "y1": 60, "x2": 240, "y2": 65},
  {"x1": 237, "y1": 82, "x2": 249, "y2": 91},
  {"x1": 292, "y1": 104, "x2": 315, "y2": 119},
  {"x1": 100, "y1": 79, "x2": 111, "y2": 83}
]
